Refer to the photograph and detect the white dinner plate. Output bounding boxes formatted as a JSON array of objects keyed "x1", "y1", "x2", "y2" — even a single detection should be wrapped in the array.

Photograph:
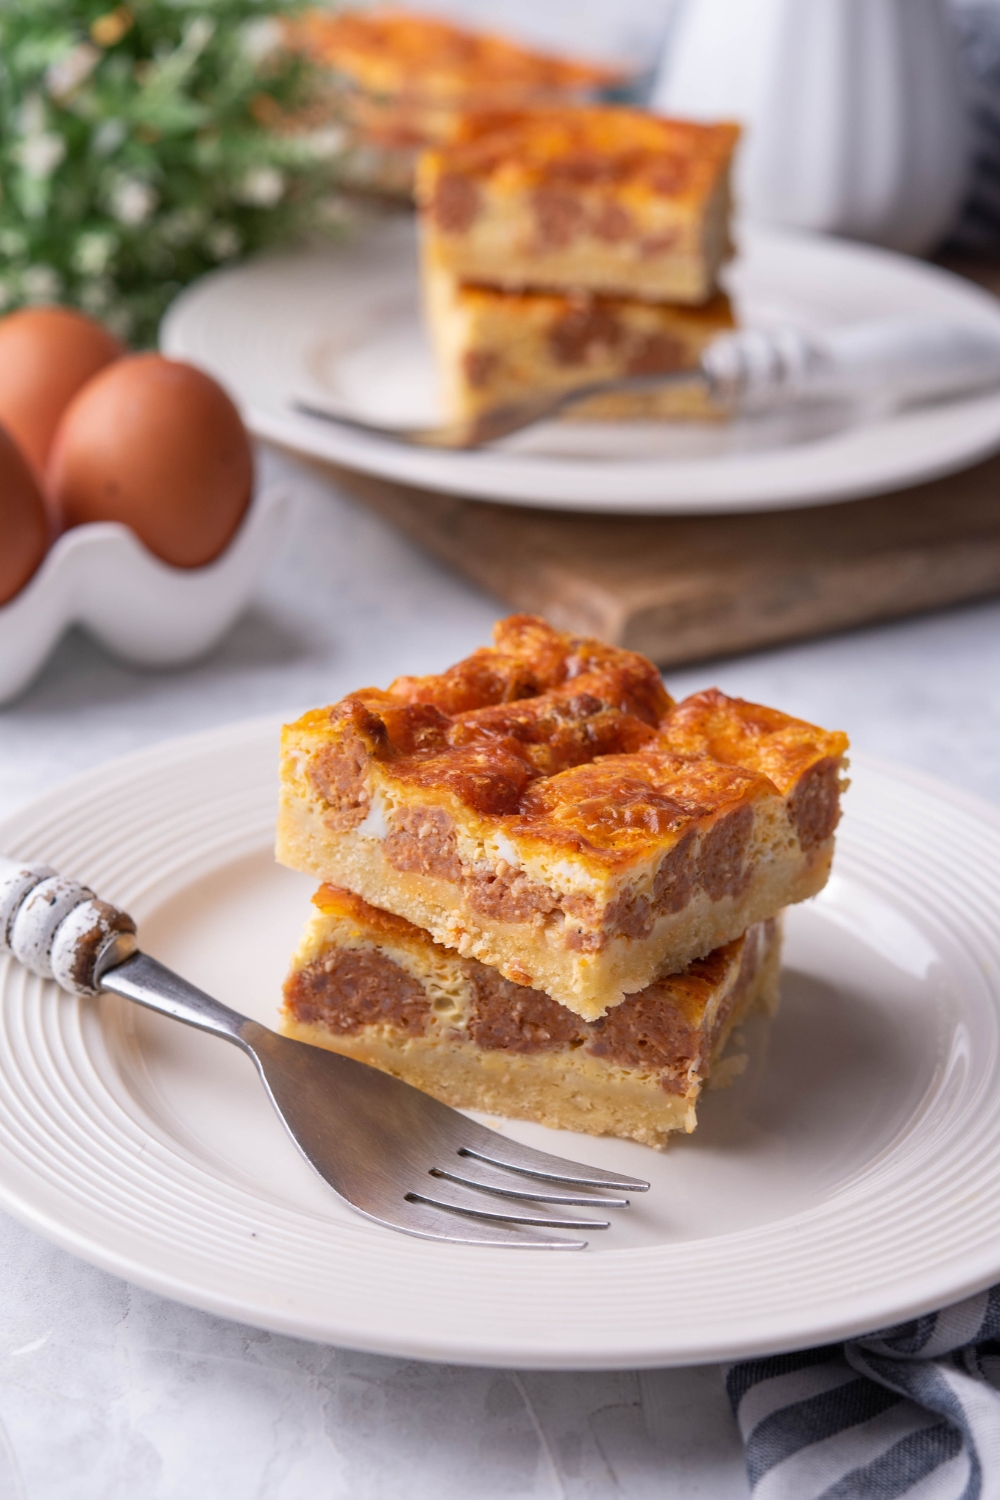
[
  {"x1": 162, "y1": 216, "x2": 1000, "y2": 514},
  {"x1": 2, "y1": 723, "x2": 1000, "y2": 1368}
]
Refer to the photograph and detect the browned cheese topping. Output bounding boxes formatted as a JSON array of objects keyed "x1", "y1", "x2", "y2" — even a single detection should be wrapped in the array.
[
  {"x1": 287, "y1": 616, "x2": 849, "y2": 933},
  {"x1": 419, "y1": 107, "x2": 741, "y2": 242}
]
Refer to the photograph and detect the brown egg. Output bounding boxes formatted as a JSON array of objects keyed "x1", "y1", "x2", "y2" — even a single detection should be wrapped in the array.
[
  {"x1": 0, "y1": 424, "x2": 50, "y2": 605},
  {"x1": 0, "y1": 306, "x2": 124, "y2": 481},
  {"x1": 48, "y1": 355, "x2": 254, "y2": 569}
]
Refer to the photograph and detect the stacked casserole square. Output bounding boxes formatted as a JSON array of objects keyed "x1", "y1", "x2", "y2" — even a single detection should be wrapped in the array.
[
  {"x1": 276, "y1": 616, "x2": 848, "y2": 1147},
  {"x1": 416, "y1": 107, "x2": 741, "y2": 422}
]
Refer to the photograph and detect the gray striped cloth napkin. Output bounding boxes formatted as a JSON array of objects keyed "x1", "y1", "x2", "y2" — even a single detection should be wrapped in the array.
[{"x1": 726, "y1": 1285, "x2": 1000, "y2": 1498}]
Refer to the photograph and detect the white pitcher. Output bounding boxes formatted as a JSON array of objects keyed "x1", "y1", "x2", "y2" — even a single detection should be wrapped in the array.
[{"x1": 652, "y1": 0, "x2": 970, "y2": 254}]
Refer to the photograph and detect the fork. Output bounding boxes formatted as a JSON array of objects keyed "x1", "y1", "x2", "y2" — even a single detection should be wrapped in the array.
[
  {"x1": 0, "y1": 857, "x2": 648, "y2": 1249},
  {"x1": 294, "y1": 318, "x2": 1000, "y2": 450},
  {"x1": 295, "y1": 372, "x2": 704, "y2": 450}
]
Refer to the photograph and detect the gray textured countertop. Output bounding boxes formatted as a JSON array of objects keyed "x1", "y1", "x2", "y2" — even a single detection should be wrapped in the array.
[{"x1": 1, "y1": 448, "x2": 999, "y2": 1499}]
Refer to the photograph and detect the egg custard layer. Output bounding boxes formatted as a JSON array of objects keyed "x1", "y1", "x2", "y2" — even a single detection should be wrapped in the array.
[
  {"x1": 276, "y1": 615, "x2": 848, "y2": 1018},
  {"x1": 283, "y1": 886, "x2": 782, "y2": 1149},
  {"x1": 417, "y1": 107, "x2": 740, "y2": 306}
]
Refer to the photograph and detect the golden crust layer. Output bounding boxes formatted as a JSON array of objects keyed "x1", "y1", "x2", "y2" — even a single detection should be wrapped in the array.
[
  {"x1": 425, "y1": 265, "x2": 735, "y2": 421},
  {"x1": 276, "y1": 616, "x2": 848, "y2": 1015},
  {"x1": 424, "y1": 108, "x2": 740, "y2": 200},
  {"x1": 282, "y1": 885, "x2": 782, "y2": 1148},
  {"x1": 417, "y1": 107, "x2": 740, "y2": 304}
]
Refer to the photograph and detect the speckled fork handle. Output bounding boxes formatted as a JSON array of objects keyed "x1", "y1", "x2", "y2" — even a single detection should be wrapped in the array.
[
  {"x1": 0, "y1": 856, "x2": 137, "y2": 997},
  {"x1": 0, "y1": 854, "x2": 647, "y2": 1248}
]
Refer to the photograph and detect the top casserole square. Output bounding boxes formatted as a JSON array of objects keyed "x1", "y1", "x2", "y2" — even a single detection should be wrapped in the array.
[
  {"x1": 416, "y1": 107, "x2": 740, "y2": 305},
  {"x1": 277, "y1": 616, "x2": 848, "y2": 1017}
]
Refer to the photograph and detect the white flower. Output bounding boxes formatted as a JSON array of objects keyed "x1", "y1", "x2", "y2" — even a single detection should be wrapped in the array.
[
  {"x1": 73, "y1": 231, "x2": 117, "y2": 276},
  {"x1": 158, "y1": 206, "x2": 206, "y2": 246},
  {"x1": 93, "y1": 119, "x2": 127, "y2": 157},
  {"x1": 237, "y1": 166, "x2": 285, "y2": 207},
  {"x1": 46, "y1": 43, "x2": 100, "y2": 101},
  {"x1": 15, "y1": 93, "x2": 65, "y2": 179},
  {"x1": 181, "y1": 16, "x2": 215, "y2": 57},
  {"x1": 240, "y1": 17, "x2": 283, "y2": 63},
  {"x1": 300, "y1": 126, "x2": 347, "y2": 161},
  {"x1": 21, "y1": 265, "x2": 63, "y2": 302},
  {"x1": 15, "y1": 133, "x2": 66, "y2": 179},
  {"x1": 109, "y1": 176, "x2": 158, "y2": 226},
  {"x1": 206, "y1": 224, "x2": 241, "y2": 260},
  {"x1": 18, "y1": 94, "x2": 46, "y2": 138},
  {"x1": 0, "y1": 229, "x2": 26, "y2": 258}
]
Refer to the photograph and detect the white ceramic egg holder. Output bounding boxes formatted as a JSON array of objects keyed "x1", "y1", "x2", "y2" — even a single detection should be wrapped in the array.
[{"x1": 0, "y1": 484, "x2": 289, "y2": 704}]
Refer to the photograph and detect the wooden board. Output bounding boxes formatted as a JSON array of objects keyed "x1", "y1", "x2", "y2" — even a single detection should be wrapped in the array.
[{"x1": 320, "y1": 454, "x2": 1000, "y2": 667}]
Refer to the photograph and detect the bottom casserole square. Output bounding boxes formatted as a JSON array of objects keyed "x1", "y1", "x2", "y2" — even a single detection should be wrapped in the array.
[
  {"x1": 425, "y1": 265, "x2": 736, "y2": 422},
  {"x1": 282, "y1": 885, "x2": 783, "y2": 1149}
]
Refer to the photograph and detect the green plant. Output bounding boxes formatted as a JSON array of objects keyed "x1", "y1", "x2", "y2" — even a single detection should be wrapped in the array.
[{"x1": 0, "y1": 0, "x2": 344, "y2": 343}]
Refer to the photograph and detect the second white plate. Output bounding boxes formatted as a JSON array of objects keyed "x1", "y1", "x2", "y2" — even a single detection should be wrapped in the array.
[
  {"x1": 1, "y1": 723, "x2": 1000, "y2": 1367},
  {"x1": 162, "y1": 217, "x2": 1000, "y2": 513}
]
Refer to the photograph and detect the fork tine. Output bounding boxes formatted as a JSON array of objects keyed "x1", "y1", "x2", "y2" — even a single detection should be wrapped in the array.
[
  {"x1": 431, "y1": 1158, "x2": 630, "y2": 1207},
  {"x1": 241, "y1": 1025, "x2": 635, "y2": 1247},
  {"x1": 406, "y1": 1183, "x2": 610, "y2": 1231},
  {"x1": 457, "y1": 1126, "x2": 650, "y2": 1193},
  {"x1": 375, "y1": 1196, "x2": 589, "y2": 1249}
]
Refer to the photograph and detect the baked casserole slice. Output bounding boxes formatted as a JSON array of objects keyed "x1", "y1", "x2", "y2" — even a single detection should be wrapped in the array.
[
  {"x1": 425, "y1": 264, "x2": 734, "y2": 421},
  {"x1": 277, "y1": 616, "x2": 848, "y2": 1018},
  {"x1": 283, "y1": 885, "x2": 782, "y2": 1149},
  {"x1": 289, "y1": 9, "x2": 620, "y2": 196},
  {"x1": 417, "y1": 107, "x2": 740, "y2": 305}
]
